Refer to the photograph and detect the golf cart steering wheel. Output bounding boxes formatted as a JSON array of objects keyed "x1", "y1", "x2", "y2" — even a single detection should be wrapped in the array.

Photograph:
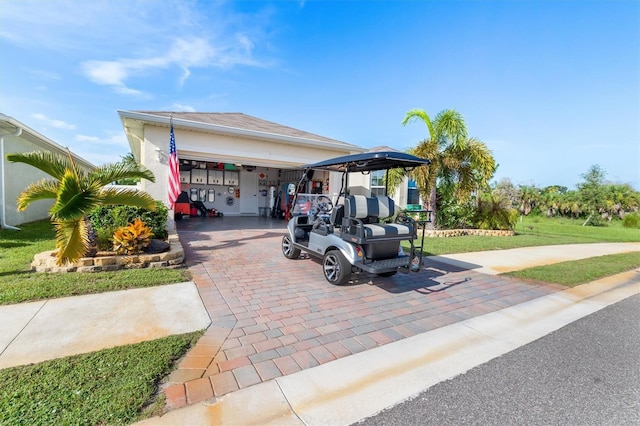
[{"x1": 315, "y1": 195, "x2": 334, "y2": 214}]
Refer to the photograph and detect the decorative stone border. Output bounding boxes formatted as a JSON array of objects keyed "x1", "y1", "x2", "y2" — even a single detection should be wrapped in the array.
[
  {"x1": 424, "y1": 229, "x2": 515, "y2": 238},
  {"x1": 31, "y1": 235, "x2": 185, "y2": 273}
]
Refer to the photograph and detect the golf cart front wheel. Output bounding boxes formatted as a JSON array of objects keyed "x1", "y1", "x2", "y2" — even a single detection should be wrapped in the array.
[
  {"x1": 282, "y1": 235, "x2": 301, "y2": 259},
  {"x1": 323, "y1": 250, "x2": 350, "y2": 285}
]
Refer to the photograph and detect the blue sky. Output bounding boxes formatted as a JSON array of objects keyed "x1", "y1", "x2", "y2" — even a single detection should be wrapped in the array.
[{"x1": 1, "y1": 0, "x2": 638, "y2": 190}]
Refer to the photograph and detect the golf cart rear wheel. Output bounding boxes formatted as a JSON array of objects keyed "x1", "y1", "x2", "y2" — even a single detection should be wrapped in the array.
[
  {"x1": 282, "y1": 235, "x2": 301, "y2": 259},
  {"x1": 323, "y1": 250, "x2": 350, "y2": 285},
  {"x1": 377, "y1": 271, "x2": 397, "y2": 277}
]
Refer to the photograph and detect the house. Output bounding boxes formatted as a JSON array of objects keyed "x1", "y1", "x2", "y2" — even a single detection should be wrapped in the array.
[
  {"x1": 0, "y1": 113, "x2": 95, "y2": 229},
  {"x1": 117, "y1": 111, "x2": 421, "y2": 217}
]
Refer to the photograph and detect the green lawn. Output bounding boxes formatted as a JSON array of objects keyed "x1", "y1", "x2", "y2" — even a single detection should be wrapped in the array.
[
  {"x1": 0, "y1": 331, "x2": 203, "y2": 425},
  {"x1": 0, "y1": 220, "x2": 191, "y2": 305},
  {"x1": 505, "y1": 252, "x2": 640, "y2": 287},
  {"x1": 418, "y1": 216, "x2": 640, "y2": 255}
]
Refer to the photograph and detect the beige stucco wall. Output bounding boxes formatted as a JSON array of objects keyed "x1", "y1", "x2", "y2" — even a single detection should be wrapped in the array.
[
  {"x1": 138, "y1": 124, "x2": 363, "y2": 208},
  {"x1": 343, "y1": 172, "x2": 412, "y2": 209},
  {"x1": 1, "y1": 135, "x2": 55, "y2": 226}
]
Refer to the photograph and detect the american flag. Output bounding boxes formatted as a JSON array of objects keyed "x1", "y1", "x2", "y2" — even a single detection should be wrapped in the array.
[{"x1": 167, "y1": 118, "x2": 181, "y2": 209}]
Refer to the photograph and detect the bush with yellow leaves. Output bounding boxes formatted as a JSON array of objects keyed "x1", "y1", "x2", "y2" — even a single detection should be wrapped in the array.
[{"x1": 112, "y1": 218, "x2": 154, "y2": 255}]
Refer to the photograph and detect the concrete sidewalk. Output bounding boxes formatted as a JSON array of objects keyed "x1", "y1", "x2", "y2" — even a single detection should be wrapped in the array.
[
  {"x1": 430, "y1": 242, "x2": 640, "y2": 275},
  {"x1": 0, "y1": 282, "x2": 211, "y2": 369}
]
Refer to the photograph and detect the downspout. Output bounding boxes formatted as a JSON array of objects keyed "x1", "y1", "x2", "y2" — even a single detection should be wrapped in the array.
[{"x1": 1, "y1": 127, "x2": 23, "y2": 230}]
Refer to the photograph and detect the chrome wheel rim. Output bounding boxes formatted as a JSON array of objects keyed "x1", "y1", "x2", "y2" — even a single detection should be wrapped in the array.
[
  {"x1": 282, "y1": 236, "x2": 293, "y2": 256},
  {"x1": 323, "y1": 254, "x2": 339, "y2": 282}
]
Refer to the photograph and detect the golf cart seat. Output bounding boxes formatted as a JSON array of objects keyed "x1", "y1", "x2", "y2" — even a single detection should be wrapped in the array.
[{"x1": 340, "y1": 195, "x2": 416, "y2": 244}]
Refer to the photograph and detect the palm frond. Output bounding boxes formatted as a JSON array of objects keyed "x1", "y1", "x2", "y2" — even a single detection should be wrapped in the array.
[
  {"x1": 433, "y1": 109, "x2": 468, "y2": 150},
  {"x1": 385, "y1": 167, "x2": 407, "y2": 197},
  {"x1": 53, "y1": 219, "x2": 88, "y2": 266},
  {"x1": 99, "y1": 187, "x2": 157, "y2": 210},
  {"x1": 6, "y1": 151, "x2": 74, "y2": 180},
  {"x1": 89, "y1": 162, "x2": 155, "y2": 186},
  {"x1": 455, "y1": 162, "x2": 476, "y2": 201},
  {"x1": 402, "y1": 109, "x2": 435, "y2": 139},
  {"x1": 50, "y1": 171, "x2": 101, "y2": 221},
  {"x1": 15, "y1": 179, "x2": 59, "y2": 211},
  {"x1": 465, "y1": 137, "x2": 496, "y2": 184},
  {"x1": 409, "y1": 139, "x2": 439, "y2": 201}
]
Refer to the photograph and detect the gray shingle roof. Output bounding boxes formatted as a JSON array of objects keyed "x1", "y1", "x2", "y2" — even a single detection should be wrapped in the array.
[{"x1": 135, "y1": 111, "x2": 349, "y2": 146}]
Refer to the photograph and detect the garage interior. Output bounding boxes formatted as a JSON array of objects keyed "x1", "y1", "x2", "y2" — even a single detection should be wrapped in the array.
[{"x1": 176, "y1": 158, "x2": 330, "y2": 219}]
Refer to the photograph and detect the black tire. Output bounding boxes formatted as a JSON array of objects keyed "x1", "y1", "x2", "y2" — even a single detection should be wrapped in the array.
[
  {"x1": 282, "y1": 235, "x2": 301, "y2": 259},
  {"x1": 323, "y1": 250, "x2": 350, "y2": 285},
  {"x1": 377, "y1": 271, "x2": 397, "y2": 277}
]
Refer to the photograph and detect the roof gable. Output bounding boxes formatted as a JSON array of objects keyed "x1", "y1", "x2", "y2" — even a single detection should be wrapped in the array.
[{"x1": 135, "y1": 111, "x2": 349, "y2": 146}]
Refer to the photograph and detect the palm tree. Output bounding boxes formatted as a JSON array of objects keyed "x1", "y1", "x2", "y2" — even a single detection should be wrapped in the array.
[
  {"x1": 7, "y1": 150, "x2": 156, "y2": 265},
  {"x1": 402, "y1": 108, "x2": 496, "y2": 227},
  {"x1": 517, "y1": 185, "x2": 539, "y2": 216}
]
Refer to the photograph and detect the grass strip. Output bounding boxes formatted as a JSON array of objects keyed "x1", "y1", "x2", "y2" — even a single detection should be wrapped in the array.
[
  {"x1": 0, "y1": 268, "x2": 191, "y2": 305},
  {"x1": 0, "y1": 331, "x2": 203, "y2": 425},
  {"x1": 417, "y1": 217, "x2": 640, "y2": 255},
  {"x1": 0, "y1": 220, "x2": 191, "y2": 305},
  {"x1": 504, "y1": 252, "x2": 640, "y2": 287}
]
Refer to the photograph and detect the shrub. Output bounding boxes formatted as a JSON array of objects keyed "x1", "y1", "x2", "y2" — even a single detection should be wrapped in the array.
[
  {"x1": 435, "y1": 184, "x2": 475, "y2": 229},
  {"x1": 95, "y1": 227, "x2": 117, "y2": 251},
  {"x1": 622, "y1": 212, "x2": 640, "y2": 229},
  {"x1": 112, "y1": 219, "x2": 153, "y2": 255},
  {"x1": 473, "y1": 193, "x2": 518, "y2": 230},
  {"x1": 88, "y1": 201, "x2": 168, "y2": 240}
]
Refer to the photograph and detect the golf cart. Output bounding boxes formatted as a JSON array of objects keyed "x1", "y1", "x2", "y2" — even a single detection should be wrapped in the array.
[{"x1": 281, "y1": 151, "x2": 431, "y2": 285}]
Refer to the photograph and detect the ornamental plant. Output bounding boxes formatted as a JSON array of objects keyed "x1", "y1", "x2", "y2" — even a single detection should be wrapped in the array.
[
  {"x1": 7, "y1": 150, "x2": 155, "y2": 265},
  {"x1": 112, "y1": 218, "x2": 153, "y2": 255}
]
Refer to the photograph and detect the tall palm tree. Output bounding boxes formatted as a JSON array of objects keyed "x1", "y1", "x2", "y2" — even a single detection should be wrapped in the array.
[
  {"x1": 402, "y1": 108, "x2": 496, "y2": 227},
  {"x1": 8, "y1": 150, "x2": 156, "y2": 265}
]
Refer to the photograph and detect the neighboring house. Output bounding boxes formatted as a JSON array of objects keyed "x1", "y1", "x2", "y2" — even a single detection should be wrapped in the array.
[
  {"x1": 347, "y1": 146, "x2": 423, "y2": 209},
  {"x1": 118, "y1": 111, "x2": 366, "y2": 216},
  {"x1": 0, "y1": 113, "x2": 95, "y2": 229}
]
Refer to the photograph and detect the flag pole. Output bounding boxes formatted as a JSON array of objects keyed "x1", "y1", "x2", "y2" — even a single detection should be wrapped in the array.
[{"x1": 167, "y1": 114, "x2": 181, "y2": 213}]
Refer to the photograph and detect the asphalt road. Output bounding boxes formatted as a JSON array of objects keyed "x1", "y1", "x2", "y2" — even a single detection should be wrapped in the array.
[{"x1": 357, "y1": 293, "x2": 640, "y2": 426}]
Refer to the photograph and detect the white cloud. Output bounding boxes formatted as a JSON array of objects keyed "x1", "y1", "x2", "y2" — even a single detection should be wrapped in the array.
[
  {"x1": 74, "y1": 132, "x2": 128, "y2": 149},
  {"x1": 29, "y1": 69, "x2": 61, "y2": 80},
  {"x1": 75, "y1": 135, "x2": 100, "y2": 142},
  {"x1": 32, "y1": 113, "x2": 76, "y2": 130},
  {"x1": 69, "y1": 132, "x2": 131, "y2": 166},
  {"x1": 80, "y1": 35, "x2": 262, "y2": 95},
  {"x1": 172, "y1": 103, "x2": 196, "y2": 112},
  {"x1": 178, "y1": 67, "x2": 191, "y2": 87},
  {"x1": 1, "y1": 1, "x2": 272, "y2": 96}
]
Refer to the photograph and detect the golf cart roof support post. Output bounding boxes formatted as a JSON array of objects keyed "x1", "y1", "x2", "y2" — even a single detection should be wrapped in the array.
[
  {"x1": 286, "y1": 169, "x2": 309, "y2": 220},
  {"x1": 385, "y1": 170, "x2": 389, "y2": 196}
]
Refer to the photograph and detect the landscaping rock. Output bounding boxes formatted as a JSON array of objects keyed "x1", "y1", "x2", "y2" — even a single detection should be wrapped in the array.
[{"x1": 144, "y1": 239, "x2": 170, "y2": 254}]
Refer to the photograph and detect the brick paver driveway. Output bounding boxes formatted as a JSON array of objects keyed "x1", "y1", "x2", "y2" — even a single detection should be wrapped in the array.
[{"x1": 164, "y1": 216, "x2": 563, "y2": 409}]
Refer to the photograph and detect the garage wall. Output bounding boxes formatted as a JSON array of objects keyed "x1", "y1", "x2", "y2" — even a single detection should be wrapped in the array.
[{"x1": 139, "y1": 124, "x2": 361, "y2": 212}]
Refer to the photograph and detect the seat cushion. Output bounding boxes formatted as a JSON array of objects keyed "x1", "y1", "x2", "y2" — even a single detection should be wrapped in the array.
[
  {"x1": 345, "y1": 195, "x2": 378, "y2": 219},
  {"x1": 363, "y1": 223, "x2": 412, "y2": 238},
  {"x1": 376, "y1": 196, "x2": 395, "y2": 219}
]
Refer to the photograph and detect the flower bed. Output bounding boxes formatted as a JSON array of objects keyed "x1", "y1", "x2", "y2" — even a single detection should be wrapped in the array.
[
  {"x1": 31, "y1": 235, "x2": 184, "y2": 273},
  {"x1": 424, "y1": 229, "x2": 515, "y2": 238}
]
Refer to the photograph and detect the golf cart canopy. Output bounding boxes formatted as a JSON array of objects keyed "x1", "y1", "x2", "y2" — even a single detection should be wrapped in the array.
[{"x1": 302, "y1": 151, "x2": 430, "y2": 173}]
